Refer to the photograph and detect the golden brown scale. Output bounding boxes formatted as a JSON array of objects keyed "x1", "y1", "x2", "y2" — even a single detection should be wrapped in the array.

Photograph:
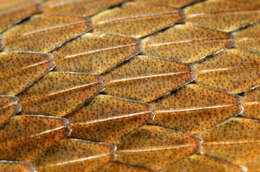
[
  {"x1": 0, "y1": 52, "x2": 55, "y2": 95},
  {"x1": 19, "y1": 72, "x2": 103, "y2": 117},
  {"x1": 115, "y1": 125, "x2": 198, "y2": 170},
  {"x1": 0, "y1": 96, "x2": 20, "y2": 128},
  {"x1": 0, "y1": 0, "x2": 41, "y2": 33},
  {"x1": 68, "y1": 95, "x2": 151, "y2": 144},
  {"x1": 199, "y1": 118, "x2": 260, "y2": 166},
  {"x1": 0, "y1": 161, "x2": 34, "y2": 172},
  {"x1": 242, "y1": 86, "x2": 260, "y2": 120},
  {"x1": 184, "y1": 0, "x2": 260, "y2": 32},
  {"x1": 34, "y1": 139, "x2": 114, "y2": 172},
  {"x1": 104, "y1": 55, "x2": 191, "y2": 102},
  {"x1": 233, "y1": 23, "x2": 260, "y2": 54},
  {"x1": 151, "y1": 84, "x2": 239, "y2": 134},
  {"x1": 3, "y1": 15, "x2": 91, "y2": 53},
  {"x1": 43, "y1": 0, "x2": 124, "y2": 17},
  {"x1": 0, "y1": 115, "x2": 70, "y2": 162},
  {"x1": 142, "y1": 24, "x2": 231, "y2": 63},
  {"x1": 92, "y1": 2, "x2": 182, "y2": 38},
  {"x1": 52, "y1": 33, "x2": 139, "y2": 74},
  {"x1": 134, "y1": 0, "x2": 199, "y2": 9},
  {"x1": 162, "y1": 154, "x2": 242, "y2": 172},
  {"x1": 193, "y1": 49, "x2": 260, "y2": 94}
]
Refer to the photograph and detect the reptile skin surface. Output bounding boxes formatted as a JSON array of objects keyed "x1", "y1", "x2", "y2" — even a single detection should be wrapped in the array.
[{"x1": 0, "y1": 0, "x2": 259, "y2": 171}]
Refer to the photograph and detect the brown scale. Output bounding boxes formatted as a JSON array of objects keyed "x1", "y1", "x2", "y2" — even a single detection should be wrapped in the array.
[
  {"x1": 0, "y1": 161, "x2": 34, "y2": 172},
  {"x1": 0, "y1": 52, "x2": 55, "y2": 95},
  {"x1": 3, "y1": 15, "x2": 91, "y2": 53},
  {"x1": 0, "y1": 0, "x2": 259, "y2": 171},
  {"x1": 52, "y1": 33, "x2": 139, "y2": 75},
  {"x1": 68, "y1": 95, "x2": 152, "y2": 144}
]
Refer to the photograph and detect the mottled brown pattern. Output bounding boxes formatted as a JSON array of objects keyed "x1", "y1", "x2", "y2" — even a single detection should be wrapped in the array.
[
  {"x1": 0, "y1": 0, "x2": 40, "y2": 33},
  {"x1": 104, "y1": 56, "x2": 191, "y2": 102},
  {"x1": 34, "y1": 139, "x2": 114, "y2": 172},
  {"x1": 193, "y1": 49, "x2": 260, "y2": 94},
  {"x1": 0, "y1": 161, "x2": 34, "y2": 172},
  {"x1": 43, "y1": 0, "x2": 124, "y2": 17},
  {"x1": 19, "y1": 72, "x2": 102, "y2": 117},
  {"x1": 162, "y1": 155, "x2": 242, "y2": 172},
  {"x1": 242, "y1": 86, "x2": 260, "y2": 120},
  {"x1": 0, "y1": 52, "x2": 55, "y2": 95},
  {"x1": 69, "y1": 95, "x2": 151, "y2": 143},
  {"x1": 142, "y1": 24, "x2": 230, "y2": 63},
  {"x1": 0, "y1": 115, "x2": 70, "y2": 161},
  {"x1": 92, "y1": 2, "x2": 182, "y2": 38},
  {"x1": 3, "y1": 15, "x2": 91, "y2": 53},
  {"x1": 53, "y1": 33, "x2": 139, "y2": 74},
  {"x1": 199, "y1": 118, "x2": 260, "y2": 165},
  {"x1": 185, "y1": 0, "x2": 260, "y2": 32},
  {"x1": 233, "y1": 23, "x2": 260, "y2": 54},
  {"x1": 134, "y1": 0, "x2": 199, "y2": 8},
  {"x1": 116, "y1": 125, "x2": 198, "y2": 170},
  {"x1": 151, "y1": 84, "x2": 239, "y2": 134},
  {"x1": 0, "y1": 96, "x2": 20, "y2": 127}
]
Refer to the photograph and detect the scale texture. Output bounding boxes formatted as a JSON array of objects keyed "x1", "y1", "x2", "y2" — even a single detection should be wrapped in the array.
[{"x1": 0, "y1": 0, "x2": 259, "y2": 171}]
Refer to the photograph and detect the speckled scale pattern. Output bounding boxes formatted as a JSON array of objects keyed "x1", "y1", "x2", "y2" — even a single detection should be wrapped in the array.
[
  {"x1": 0, "y1": 0, "x2": 41, "y2": 33},
  {"x1": 92, "y1": 1, "x2": 182, "y2": 38},
  {"x1": 0, "y1": 0, "x2": 259, "y2": 171},
  {"x1": 103, "y1": 55, "x2": 192, "y2": 102},
  {"x1": 0, "y1": 96, "x2": 21, "y2": 128},
  {"x1": 3, "y1": 15, "x2": 91, "y2": 53},
  {"x1": 242, "y1": 86, "x2": 260, "y2": 120},
  {"x1": 0, "y1": 52, "x2": 55, "y2": 95},
  {"x1": 142, "y1": 24, "x2": 231, "y2": 63},
  {"x1": 19, "y1": 72, "x2": 103, "y2": 117},
  {"x1": 52, "y1": 33, "x2": 139, "y2": 74},
  {"x1": 0, "y1": 115, "x2": 70, "y2": 162},
  {"x1": 34, "y1": 139, "x2": 114, "y2": 172},
  {"x1": 151, "y1": 84, "x2": 239, "y2": 134},
  {"x1": 68, "y1": 95, "x2": 152, "y2": 143}
]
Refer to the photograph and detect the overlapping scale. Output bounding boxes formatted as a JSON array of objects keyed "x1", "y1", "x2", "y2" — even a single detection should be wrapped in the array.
[
  {"x1": 242, "y1": 86, "x2": 260, "y2": 120},
  {"x1": 92, "y1": 2, "x2": 182, "y2": 38},
  {"x1": 142, "y1": 24, "x2": 230, "y2": 63},
  {"x1": 68, "y1": 95, "x2": 151, "y2": 144},
  {"x1": 151, "y1": 84, "x2": 239, "y2": 134},
  {"x1": 0, "y1": 52, "x2": 55, "y2": 95},
  {"x1": 134, "y1": 0, "x2": 199, "y2": 8},
  {"x1": 3, "y1": 15, "x2": 91, "y2": 53},
  {"x1": 0, "y1": 0, "x2": 40, "y2": 33},
  {"x1": 43, "y1": 0, "x2": 124, "y2": 17},
  {"x1": 193, "y1": 49, "x2": 260, "y2": 94},
  {"x1": 52, "y1": 33, "x2": 139, "y2": 74},
  {"x1": 103, "y1": 56, "x2": 191, "y2": 102},
  {"x1": 162, "y1": 155, "x2": 242, "y2": 172},
  {"x1": 184, "y1": 0, "x2": 260, "y2": 32},
  {"x1": 98, "y1": 162, "x2": 152, "y2": 172},
  {"x1": 19, "y1": 72, "x2": 102, "y2": 117},
  {"x1": 0, "y1": 96, "x2": 20, "y2": 127},
  {"x1": 0, "y1": 161, "x2": 34, "y2": 172},
  {"x1": 115, "y1": 125, "x2": 198, "y2": 170},
  {"x1": 0, "y1": 115, "x2": 70, "y2": 161},
  {"x1": 233, "y1": 23, "x2": 260, "y2": 54},
  {"x1": 199, "y1": 118, "x2": 260, "y2": 166},
  {"x1": 34, "y1": 139, "x2": 114, "y2": 172}
]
